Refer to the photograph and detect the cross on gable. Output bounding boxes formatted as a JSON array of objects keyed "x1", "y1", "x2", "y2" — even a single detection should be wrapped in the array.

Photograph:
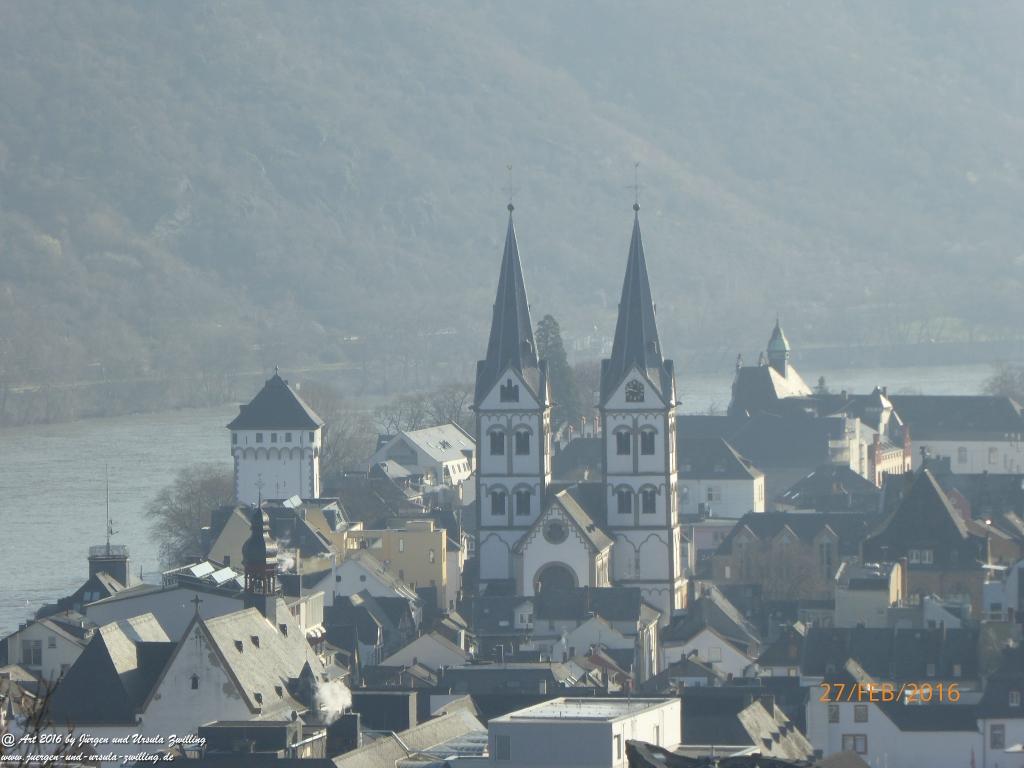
[{"x1": 191, "y1": 593, "x2": 203, "y2": 615}]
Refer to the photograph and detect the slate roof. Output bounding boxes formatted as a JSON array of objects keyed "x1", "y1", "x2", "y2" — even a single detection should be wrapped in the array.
[
  {"x1": 757, "y1": 624, "x2": 806, "y2": 668},
  {"x1": 47, "y1": 614, "x2": 173, "y2": 725},
  {"x1": 777, "y1": 465, "x2": 880, "y2": 513},
  {"x1": 399, "y1": 424, "x2": 475, "y2": 464},
  {"x1": 534, "y1": 586, "x2": 658, "y2": 625},
  {"x1": 600, "y1": 208, "x2": 675, "y2": 404},
  {"x1": 514, "y1": 489, "x2": 612, "y2": 554},
  {"x1": 227, "y1": 372, "x2": 324, "y2": 430},
  {"x1": 715, "y1": 512, "x2": 869, "y2": 558},
  {"x1": 463, "y1": 596, "x2": 531, "y2": 636},
  {"x1": 552, "y1": 436, "x2": 603, "y2": 482},
  {"x1": 801, "y1": 626, "x2": 979, "y2": 680},
  {"x1": 333, "y1": 709, "x2": 483, "y2": 768},
  {"x1": 677, "y1": 436, "x2": 763, "y2": 480},
  {"x1": 976, "y1": 645, "x2": 1024, "y2": 718},
  {"x1": 475, "y1": 208, "x2": 544, "y2": 405},
  {"x1": 728, "y1": 365, "x2": 813, "y2": 418},
  {"x1": 888, "y1": 394, "x2": 1024, "y2": 440},
  {"x1": 662, "y1": 585, "x2": 760, "y2": 655}
]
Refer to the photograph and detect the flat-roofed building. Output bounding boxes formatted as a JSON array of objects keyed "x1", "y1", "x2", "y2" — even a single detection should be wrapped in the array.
[{"x1": 466, "y1": 697, "x2": 679, "y2": 768}]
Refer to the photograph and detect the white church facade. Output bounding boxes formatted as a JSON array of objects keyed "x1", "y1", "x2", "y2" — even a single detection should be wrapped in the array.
[{"x1": 475, "y1": 203, "x2": 686, "y2": 624}]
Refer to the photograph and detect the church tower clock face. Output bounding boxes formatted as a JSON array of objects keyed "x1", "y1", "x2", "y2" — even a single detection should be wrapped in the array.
[
  {"x1": 625, "y1": 379, "x2": 645, "y2": 402},
  {"x1": 543, "y1": 519, "x2": 568, "y2": 544}
]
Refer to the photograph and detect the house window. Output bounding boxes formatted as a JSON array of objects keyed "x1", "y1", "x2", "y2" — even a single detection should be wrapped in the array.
[
  {"x1": 957, "y1": 447, "x2": 968, "y2": 464},
  {"x1": 625, "y1": 380, "x2": 645, "y2": 402},
  {"x1": 515, "y1": 431, "x2": 530, "y2": 455},
  {"x1": 1010, "y1": 690, "x2": 1021, "y2": 707},
  {"x1": 706, "y1": 486, "x2": 721, "y2": 502},
  {"x1": 926, "y1": 663, "x2": 936, "y2": 677},
  {"x1": 616, "y1": 431, "x2": 631, "y2": 456},
  {"x1": 47, "y1": 636, "x2": 56, "y2": 649},
  {"x1": 616, "y1": 489, "x2": 632, "y2": 516},
  {"x1": 309, "y1": 431, "x2": 315, "y2": 442},
  {"x1": 399, "y1": 538, "x2": 405, "y2": 553},
  {"x1": 952, "y1": 664, "x2": 961, "y2": 677},
  {"x1": 641, "y1": 488, "x2": 657, "y2": 515},
  {"x1": 640, "y1": 430, "x2": 656, "y2": 455},
  {"x1": 285, "y1": 432, "x2": 292, "y2": 442},
  {"x1": 841, "y1": 735, "x2": 867, "y2": 755},
  {"x1": 854, "y1": 704, "x2": 868, "y2": 723},
  {"x1": 494, "y1": 734, "x2": 510, "y2": 761},
  {"x1": 232, "y1": 433, "x2": 238, "y2": 445},
  {"x1": 490, "y1": 431, "x2": 505, "y2": 456},
  {"x1": 708, "y1": 646, "x2": 722, "y2": 662},
  {"x1": 989, "y1": 447, "x2": 998, "y2": 465},
  {"x1": 515, "y1": 490, "x2": 531, "y2": 517},
  {"x1": 190, "y1": 674, "x2": 200, "y2": 690},
  {"x1": 21, "y1": 640, "x2": 41, "y2": 666},
  {"x1": 909, "y1": 549, "x2": 933, "y2": 564},
  {"x1": 428, "y1": 549, "x2": 435, "y2": 563},
  {"x1": 223, "y1": 555, "x2": 231, "y2": 566},
  {"x1": 256, "y1": 433, "x2": 264, "y2": 443},
  {"x1": 491, "y1": 491, "x2": 507, "y2": 517},
  {"x1": 500, "y1": 378, "x2": 519, "y2": 402},
  {"x1": 828, "y1": 705, "x2": 839, "y2": 723},
  {"x1": 991, "y1": 724, "x2": 1006, "y2": 750},
  {"x1": 614, "y1": 734, "x2": 622, "y2": 760},
  {"x1": 271, "y1": 432, "x2": 278, "y2": 443}
]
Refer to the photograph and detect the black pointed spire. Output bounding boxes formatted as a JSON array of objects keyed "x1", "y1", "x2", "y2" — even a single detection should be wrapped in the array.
[
  {"x1": 475, "y1": 207, "x2": 542, "y2": 404},
  {"x1": 601, "y1": 206, "x2": 674, "y2": 402}
]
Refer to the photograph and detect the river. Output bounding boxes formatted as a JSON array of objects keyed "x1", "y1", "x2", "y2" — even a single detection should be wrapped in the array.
[{"x1": 0, "y1": 363, "x2": 995, "y2": 635}]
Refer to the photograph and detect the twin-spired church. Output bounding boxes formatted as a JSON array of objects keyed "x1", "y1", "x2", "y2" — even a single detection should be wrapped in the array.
[{"x1": 475, "y1": 203, "x2": 685, "y2": 624}]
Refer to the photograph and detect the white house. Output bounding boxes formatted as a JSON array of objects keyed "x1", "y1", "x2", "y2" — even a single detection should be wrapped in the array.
[
  {"x1": 976, "y1": 647, "x2": 1024, "y2": 768},
  {"x1": 228, "y1": 371, "x2": 324, "y2": 505},
  {"x1": 464, "y1": 697, "x2": 680, "y2": 768},
  {"x1": 833, "y1": 561, "x2": 903, "y2": 629},
  {"x1": 806, "y1": 660, "x2": 982, "y2": 767},
  {"x1": 379, "y1": 631, "x2": 470, "y2": 671},
  {"x1": 370, "y1": 423, "x2": 475, "y2": 489},
  {"x1": 3, "y1": 615, "x2": 91, "y2": 683},
  {"x1": 678, "y1": 436, "x2": 765, "y2": 520}
]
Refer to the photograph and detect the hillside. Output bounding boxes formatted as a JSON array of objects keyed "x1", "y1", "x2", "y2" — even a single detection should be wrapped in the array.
[{"x1": 2, "y1": 2, "x2": 1023, "y2": 421}]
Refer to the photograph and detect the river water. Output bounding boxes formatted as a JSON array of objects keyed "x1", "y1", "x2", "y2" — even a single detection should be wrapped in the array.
[{"x1": 0, "y1": 364, "x2": 995, "y2": 635}]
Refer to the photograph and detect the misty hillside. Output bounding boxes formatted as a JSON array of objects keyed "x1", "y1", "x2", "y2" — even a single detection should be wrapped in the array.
[{"x1": 2, "y1": 1, "x2": 1024, "y2": 407}]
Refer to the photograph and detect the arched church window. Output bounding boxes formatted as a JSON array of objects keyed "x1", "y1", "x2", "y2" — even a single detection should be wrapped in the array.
[
  {"x1": 490, "y1": 490, "x2": 507, "y2": 517},
  {"x1": 640, "y1": 428, "x2": 656, "y2": 455},
  {"x1": 490, "y1": 430, "x2": 505, "y2": 456},
  {"x1": 616, "y1": 488, "x2": 632, "y2": 516},
  {"x1": 515, "y1": 430, "x2": 530, "y2": 455},
  {"x1": 500, "y1": 378, "x2": 520, "y2": 402},
  {"x1": 625, "y1": 379, "x2": 645, "y2": 402},
  {"x1": 615, "y1": 429, "x2": 631, "y2": 456},
  {"x1": 641, "y1": 488, "x2": 657, "y2": 515},
  {"x1": 515, "y1": 489, "x2": 531, "y2": 516}
]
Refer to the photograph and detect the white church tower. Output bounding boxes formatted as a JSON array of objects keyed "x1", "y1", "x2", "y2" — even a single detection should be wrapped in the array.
[
  {"x1": 228, "y1": 370, "x2": 325, "y2": 505},
  {"x1": 475, "y1": 205, "x2": 552, "y2": 586},
  {"x1": 600, "y1": 204, "x2": 685, "y2": 623}
]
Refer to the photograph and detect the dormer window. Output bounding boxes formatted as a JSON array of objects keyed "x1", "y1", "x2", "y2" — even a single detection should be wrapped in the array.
[
  {"x1": 625, "y1": 379, "x2": 645, "y2": 402},
  {"x1": 500, "y1": 378, "x2": 520, "y2": 402},
  {"x1": 254, "y1": 692, "x2": 263, "y2": 705}
]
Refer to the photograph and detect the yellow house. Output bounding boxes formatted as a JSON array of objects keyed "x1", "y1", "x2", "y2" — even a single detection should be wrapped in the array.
[{"x1": 346, "y1": 520, "x2": 447, "y2": 609}]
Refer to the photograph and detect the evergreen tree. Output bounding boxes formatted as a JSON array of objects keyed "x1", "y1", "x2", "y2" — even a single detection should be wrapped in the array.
[{"x1": 535, "y1": 314, "x2": 582, "y2": 428}]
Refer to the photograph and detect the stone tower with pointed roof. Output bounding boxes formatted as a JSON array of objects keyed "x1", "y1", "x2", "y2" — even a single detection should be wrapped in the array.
[
  {"x1": 475, "y1": 206, "x2": 552, "y2": 584},
  {"x1": 766, "y1": 319, "x2": 791, "y2": 377},
  {"x1": 599, "y1": 205, "x2": 684, "y2": 621},
  {"x1": 228, "y1": 371, "x2": 326, "y2": 505}
]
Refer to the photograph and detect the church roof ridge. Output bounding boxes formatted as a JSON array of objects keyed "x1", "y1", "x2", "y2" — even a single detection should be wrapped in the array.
[{"x1": 227, "y1": 371, "x2": 324, "y2": 430}]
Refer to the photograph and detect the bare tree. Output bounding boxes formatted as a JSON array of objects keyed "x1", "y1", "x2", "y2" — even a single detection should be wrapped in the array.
[
  {"x1": 374, "y1": 393, "x2": 429, "y2": 435},
  {"x1": 746, "y1": 547, "x2": 830, "y2": 600},
  {"x1": 984, "y1": 364, "x2": 1024, "y2": 402},
  {"x1": 2, "y1": 676, "x2": 81, "y2": 767},
  {"x1": 427, "y1": 382, "x2": 473, "y2": 430},
  {"x1": 147, "y1": 463, "x2": 234, "y2": 567}
]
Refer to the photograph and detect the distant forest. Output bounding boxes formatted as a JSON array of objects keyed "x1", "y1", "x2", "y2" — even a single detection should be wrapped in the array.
[{"x1": 3, "y1": 2, "x2": 1024, "y2": 425}]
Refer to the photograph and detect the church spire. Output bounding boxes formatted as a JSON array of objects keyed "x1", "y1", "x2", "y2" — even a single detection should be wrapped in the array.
[
  {"x1": 601, "y1": 205, "x2": 672, "y2": 403},
  {"x1": 475, "y1": 205, "x2": 542, "y2": 404},
  {"x1": 766, "y1": 317, "x2": 791, "y2": 376}
]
